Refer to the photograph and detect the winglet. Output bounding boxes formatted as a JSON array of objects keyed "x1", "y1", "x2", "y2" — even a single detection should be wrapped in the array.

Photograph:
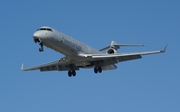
[
  {"x1": 21, "y1": 63, "x2": 24, "y2": 70},
  {"x1": 161, "y1": 44, "x2": 168, "y2": 52}
]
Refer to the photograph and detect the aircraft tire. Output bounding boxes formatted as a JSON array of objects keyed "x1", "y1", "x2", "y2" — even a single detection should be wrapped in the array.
[
  {"x1": 39, "y1": 48, "x2": 43, "y2": 52},
  {"x1": 98, "y1": 67, "x2": 102, "y2": 73},
  {"x1": 68, "y1": 71, "x2": 72, "y2": 77},
  {"x1": 94, "y1": 67, "x2": 98, "y2": 74},
  {"x1": 72, "y1": 70, "x2": 76, "y2": 77},
  {"x1": 68, "y1": 70, "x2": 76, "y2": 77}
]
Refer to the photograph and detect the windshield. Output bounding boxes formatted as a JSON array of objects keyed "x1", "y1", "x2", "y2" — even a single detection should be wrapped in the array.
[{"x1": 37, "y1": 28, "x2": 53, "y2": 32}]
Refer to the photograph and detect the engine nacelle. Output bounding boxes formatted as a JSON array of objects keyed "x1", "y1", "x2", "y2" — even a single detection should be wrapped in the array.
[{"x1": 107, "y1": 48, "x2": 117, "y2": 54}]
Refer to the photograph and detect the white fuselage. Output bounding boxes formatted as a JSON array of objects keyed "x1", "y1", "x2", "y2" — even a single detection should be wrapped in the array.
[
  {"x1": 34, "y1": 27, "x2": 101, "y2": 56},
  {"x1": 33, "y1": 26, "x2": 117, "y2": 70}
]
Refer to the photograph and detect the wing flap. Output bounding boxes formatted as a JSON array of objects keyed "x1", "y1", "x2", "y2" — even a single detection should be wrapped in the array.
[
  {"x1": 117, "y1": 55, "x2": 142, "y2": 62},
  {"x1": 40, "y1": 65, "x2": 58, "y2": 71},
  {"x1": 39, "y1": 65, "x2": 79, "y2": 72},
  {"x1": 21, "y1": 57, "x2": 79, "y2": 72},
  {"x1": 21, "y1": 60, "x2": 60, "y2": 71}
]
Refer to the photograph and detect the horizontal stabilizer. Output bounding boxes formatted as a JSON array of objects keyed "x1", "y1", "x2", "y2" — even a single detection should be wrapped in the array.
[{"x1": 99, "y1": 41, "x2": 145, "y2": 51}]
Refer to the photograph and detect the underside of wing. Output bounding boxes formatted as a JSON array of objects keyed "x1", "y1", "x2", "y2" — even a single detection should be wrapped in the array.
[
  {"x1": 91, "y1": 54, "x2": 142, "y2": 62},
  {"x1": 21, "y1": 57, "x2": 79, "y2": 72}
]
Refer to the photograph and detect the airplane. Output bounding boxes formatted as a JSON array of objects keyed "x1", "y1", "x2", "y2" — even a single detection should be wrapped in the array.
[{"x1": 21, "y1": 26, "x2": 167, "y2": 77}]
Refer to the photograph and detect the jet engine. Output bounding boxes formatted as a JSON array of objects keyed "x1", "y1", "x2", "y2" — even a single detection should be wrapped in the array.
[{"x1": 107, "y1": 48, "x2": 117, "y2": 54}]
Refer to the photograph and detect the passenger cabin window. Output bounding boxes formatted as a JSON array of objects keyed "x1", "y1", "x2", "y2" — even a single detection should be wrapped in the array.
[{"x1": 37, "y1": 28, "x2": 53, "y2": 32}]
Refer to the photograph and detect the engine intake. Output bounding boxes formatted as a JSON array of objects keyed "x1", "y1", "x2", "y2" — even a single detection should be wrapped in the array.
[{"x1": 107, "y1": 48, "x2": 117, "y2": 54}]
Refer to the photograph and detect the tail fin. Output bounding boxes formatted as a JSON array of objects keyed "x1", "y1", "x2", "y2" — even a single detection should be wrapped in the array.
[
  {"x1": 110, "y1": 41, "x2": 118, "y2": 46},
  {"x1": 110, "y1": 41, "x2": 119, "y2": 49}
]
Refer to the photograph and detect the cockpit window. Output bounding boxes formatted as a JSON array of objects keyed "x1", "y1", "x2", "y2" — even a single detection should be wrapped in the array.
[
  {"x1": 36, "y1": 28, "x2": 53, "y2": 32},
  {"x1": 47, "y1": 28, "x2": 53, "y2": 31},
  {"x1": 40, "y1": 28, "x2": 46, "y2": 30}
]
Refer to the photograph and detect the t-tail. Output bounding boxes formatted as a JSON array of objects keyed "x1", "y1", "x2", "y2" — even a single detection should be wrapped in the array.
[{"x1": 99, "y1": 41, "x2": 145, "y2": 54}]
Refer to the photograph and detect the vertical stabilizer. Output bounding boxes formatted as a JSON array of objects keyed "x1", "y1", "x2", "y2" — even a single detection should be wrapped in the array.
[
  {"x1": 110, "y1": 41, "x2": 120, "y2": 49},
  {"x1": 111, "y1": 41, "x2": 118, "y2": 46}
]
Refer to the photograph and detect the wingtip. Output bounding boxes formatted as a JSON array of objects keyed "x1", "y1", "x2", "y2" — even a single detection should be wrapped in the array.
[{"x1": 21, "y1": 63, "x2": 24, "y2": 70}]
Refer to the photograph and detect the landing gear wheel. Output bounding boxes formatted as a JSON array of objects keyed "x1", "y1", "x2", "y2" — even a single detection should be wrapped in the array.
[
  {"x1": 72, "y1": 70, "x2": 76, "y2": 76},
  {"x1": 39, "y1": 48, "x2": 43, "y2": 52},
  {"x1": 68, "y1": 70, "x2": 76, "y2": 77},
  {"x1": 94, "y1": 67, "x2": 98, "y2": 74},
  {"x1": 98, "y1": 67, "x2": 102, "y2": 73},
  {"x1": 68, "y1": 71, "x2": 72, "y2": 77},
  {"x1": 94, "y1": 67, "x2": 102, "y2": 74}
]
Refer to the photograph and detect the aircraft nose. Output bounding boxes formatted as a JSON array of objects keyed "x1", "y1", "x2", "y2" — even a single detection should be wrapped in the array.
[{"x1": 33, "y1": 32, "x2": 42, "y2": 39}]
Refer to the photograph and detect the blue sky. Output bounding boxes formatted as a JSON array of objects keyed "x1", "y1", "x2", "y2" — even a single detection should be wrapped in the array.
[{"x1": 0, "y1": 0, "x2": 180, "y2": 112}]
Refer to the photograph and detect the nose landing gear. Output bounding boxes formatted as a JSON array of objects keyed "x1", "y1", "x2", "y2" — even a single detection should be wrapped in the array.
[
  {"x1": 39, "y1": 42, "x2": 44, "y2": 52},
  {"x1": 34, "y1": 38, "x2": 44, "y2": 52}
]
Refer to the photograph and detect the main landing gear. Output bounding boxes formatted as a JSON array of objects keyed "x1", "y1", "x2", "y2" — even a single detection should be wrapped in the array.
[
  {"x1": 68, "y1": 70, "x2": 76, "y2": 77},
  {"x1": 94, "y1": 67, "x2": 102, "y2": 74},
  {"x1": 67, "y1": 67, "x2": 102, "y2": 77}
]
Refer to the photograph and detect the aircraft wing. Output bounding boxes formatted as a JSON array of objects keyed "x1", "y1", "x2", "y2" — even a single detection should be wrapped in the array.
[
  {"x1": 92, "y1": 45, "x2": 167, "y2": 62},
  {"x1": 21, "y1": 45, "x2": 167, "y2": 72},
  {"x1": 21, "y1": 57, "x2": 79, "y2": 72}
]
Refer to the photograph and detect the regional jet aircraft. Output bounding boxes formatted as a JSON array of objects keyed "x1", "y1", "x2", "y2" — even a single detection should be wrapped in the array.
[{"x1": 21, "y1": 26, "x2": 167, "y2": 77}]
